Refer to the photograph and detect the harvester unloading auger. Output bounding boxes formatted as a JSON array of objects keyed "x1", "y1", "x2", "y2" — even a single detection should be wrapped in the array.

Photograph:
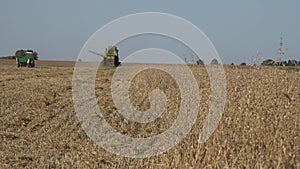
[{"x1": 88, "y1": 45, "x2": 121, "y2": 67}]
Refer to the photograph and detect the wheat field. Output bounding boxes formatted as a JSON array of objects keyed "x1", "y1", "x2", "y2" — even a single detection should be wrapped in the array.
[{"x1": 0, "y1": 61, "x2": 299, "y2": 168}]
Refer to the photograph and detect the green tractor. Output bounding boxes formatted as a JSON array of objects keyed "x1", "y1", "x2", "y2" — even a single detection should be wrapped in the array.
[
  {"x1": 88, "y1": 45, "x2": 121, "y2": 67},
  {"x1": 16, "y1": 51, "x2": 35, "y2": 67}
]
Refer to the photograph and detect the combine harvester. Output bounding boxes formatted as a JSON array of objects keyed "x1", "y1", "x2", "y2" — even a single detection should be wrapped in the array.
[
  {"x1": 16, "y1": 50, "x2": 35, "y2": 67},
  {"x1": 88, "y1": 45, "x2": 121, "y2": 67}
]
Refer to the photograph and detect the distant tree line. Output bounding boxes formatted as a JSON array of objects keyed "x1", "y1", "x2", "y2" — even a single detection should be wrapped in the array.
[
  {"x1": 196, "y1": 58, "x2": 220, "y2": 65},
  {"x1": 261, "y1": 59, "x2": 300, "y2": 66},
  {"x1": 196, "y1": 58, "x2": 300, "y2": 66},
  {"x1": 0, "y1": 55, "x2": 15, "y2": 59},
  {"x1": 0, "y1": 49, "x2": 38, "y2": 60}
]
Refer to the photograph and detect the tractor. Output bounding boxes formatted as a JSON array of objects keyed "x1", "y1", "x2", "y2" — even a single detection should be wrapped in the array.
[
  {"x1": 88, "y1": 45, "x2": 121, "y2": 67},
  {"x1": 16, "y1": 51, "x2": 35, "y2": 67}
]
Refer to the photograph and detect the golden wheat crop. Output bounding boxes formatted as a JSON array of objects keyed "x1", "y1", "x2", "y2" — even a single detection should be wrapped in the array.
[{"x1": 0, "y1": 62, "x2": 299, "y2": 168}]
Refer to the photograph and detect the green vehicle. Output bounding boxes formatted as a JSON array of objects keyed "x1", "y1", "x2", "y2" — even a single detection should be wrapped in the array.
[
  {"x1": 88, "y1": 45, "x2": 121, "y2": 67},
  {"x1": 16, "y1": 51, "x2": 35, "y2": 67}
]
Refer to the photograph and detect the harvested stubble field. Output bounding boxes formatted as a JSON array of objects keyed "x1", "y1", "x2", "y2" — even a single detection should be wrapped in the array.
[{"x1": 0, "y1": 60, "x2": 299, "y2": 168}]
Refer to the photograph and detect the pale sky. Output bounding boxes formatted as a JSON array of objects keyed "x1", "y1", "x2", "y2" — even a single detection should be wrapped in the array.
[{"x1": 0, "y1": 0, "x2": 299, "y2": 64}]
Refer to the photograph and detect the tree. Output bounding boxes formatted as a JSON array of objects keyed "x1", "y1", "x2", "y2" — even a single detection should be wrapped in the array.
[
  {"x1": 210, "y1": 58, "x2": 219, "y2": 65},
  {"x1": 15, "y1": 49, "x2": 26, "y2": 58},
  {"x1": 196, "y1": 59, "x2": 204, "y2": 65},
  {"x1": 0, "y1": 56, "x2": 15, "y2": 59},
  {"x1": 261, "y1": 59, "x2": 275, "y2": 66}
]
